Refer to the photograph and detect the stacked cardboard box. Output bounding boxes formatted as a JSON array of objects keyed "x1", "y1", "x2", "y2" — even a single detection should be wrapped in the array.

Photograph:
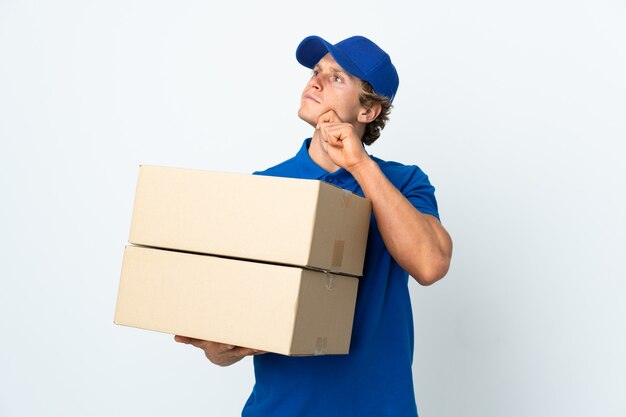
[{"x1": 114, "y1": 165, "x2": 371, "y2": 355}]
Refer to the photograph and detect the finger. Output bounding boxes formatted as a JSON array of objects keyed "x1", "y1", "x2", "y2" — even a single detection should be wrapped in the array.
[
  {"x1": 321, "y1": 125, "x2": 348, "y2": 146},
  {"x1": 174, "y1": 335, "x2": 195, "y2": 344},
  {"x1": 215, "y1": 343, "x2": 237, "y2": 353},
  {"x1": 318, "y1": 123, "x2": 344, "y2": 146},
  {"x1": 316, "y1": 109, "x2": 341, "y2": 127},
  {"x1": 185, "y1": 338, "x2": 212, "y2": 349},
  {"x1": 175, "y1": 335, "x2": 235, "y2": 352},
  {"x1": 230, "y1": 347, "x2": 260, "y2": 357},
  {"x1": 201, "y1": 341, "x2": 236, "y2": 352},
  {"x1": 317, "y1": 110, "x2": 338, "y2": 124},
  {"x1": 208, "y1": 347, "x2": 250, "y2": 364}
]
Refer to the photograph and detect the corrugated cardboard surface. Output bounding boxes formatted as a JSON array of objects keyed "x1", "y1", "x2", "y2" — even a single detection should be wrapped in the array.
[
  {"x1": 128, "y1": 165, "x2": 371, "y2": 276},
  {"x1": 310, "y1": 181, "x2": 372, "y2": 275},
  {"x1": 114, "y1": 245, "x2": 359, "y2": 356}
]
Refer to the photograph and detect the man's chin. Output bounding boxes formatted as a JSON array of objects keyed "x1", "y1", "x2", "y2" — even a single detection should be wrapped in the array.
[{"x1": 297, "y1": 109, "x2": 318, "y2": 129}]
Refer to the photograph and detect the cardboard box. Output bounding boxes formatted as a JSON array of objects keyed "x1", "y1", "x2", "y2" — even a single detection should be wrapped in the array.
[
  {"x1": 128, "y1": 165, "x2": 371, "y2": 276},
  {"x1": 114, "y1": 245, "x2": 359, "y2": 356}
]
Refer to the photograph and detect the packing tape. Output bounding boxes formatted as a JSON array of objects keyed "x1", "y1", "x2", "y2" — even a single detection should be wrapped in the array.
[
  {"x1": 341, "y1": 190, "x2": 352, "y2": 208},
  {"x1": 331, "y1": 240, "x2": 344, "y2": 269},
  {"x1": 324, "y1": 272, "x2": 335, "y2": 290},
  {"x1": 315, "y1": 337, "x2": 328, "y2": 355}
]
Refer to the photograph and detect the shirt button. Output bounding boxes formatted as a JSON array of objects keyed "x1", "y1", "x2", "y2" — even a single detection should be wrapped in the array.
[{"x1": 326, "y1": 176, "x2": 334, "y2": 183}]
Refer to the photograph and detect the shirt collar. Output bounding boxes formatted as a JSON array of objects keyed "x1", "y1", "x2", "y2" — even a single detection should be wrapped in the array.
[
  {"x1": 295, "y1": 138, "x2": 333, "y2": 180},
  {"x1": 295, "y1": 138, "x2": 367, "y2": 186}
]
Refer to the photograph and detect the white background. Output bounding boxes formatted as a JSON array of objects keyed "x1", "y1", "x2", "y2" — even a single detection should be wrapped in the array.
[{"x1": 1, "y1": 1, "x2": 624, "y2": 416}]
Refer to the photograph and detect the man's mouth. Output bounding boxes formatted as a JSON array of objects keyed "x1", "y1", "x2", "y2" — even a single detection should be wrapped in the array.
[{"x1": 303, "y1": 94, "x2": 321, "y2": 103}]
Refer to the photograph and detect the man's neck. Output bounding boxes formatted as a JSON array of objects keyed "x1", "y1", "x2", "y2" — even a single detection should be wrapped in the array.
[{"x1": 308, "y1": 132, "x2": 342, "y2": 173}]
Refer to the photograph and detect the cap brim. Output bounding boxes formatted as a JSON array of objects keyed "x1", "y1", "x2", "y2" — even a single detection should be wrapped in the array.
[{"x1": 296, "y1": 36, "x2": 366, "y2": 80}]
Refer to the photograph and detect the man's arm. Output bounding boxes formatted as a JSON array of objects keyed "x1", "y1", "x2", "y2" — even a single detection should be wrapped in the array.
[
  {"x1": 316, "y1": 111, "x2": 452, "y2": 285},
  {"x1": 351, "y1": 160, "x2": 452, "y2": 285}
]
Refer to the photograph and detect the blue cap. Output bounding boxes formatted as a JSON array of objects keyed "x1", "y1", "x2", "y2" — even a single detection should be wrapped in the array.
[{"x1": 296, "y1": 35, "x2": 399, "y2": 101}]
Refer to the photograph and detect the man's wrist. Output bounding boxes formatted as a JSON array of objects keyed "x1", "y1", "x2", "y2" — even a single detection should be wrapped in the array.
[{"x1": 349, "y1": 156, "x2": 379, "y2": 183}]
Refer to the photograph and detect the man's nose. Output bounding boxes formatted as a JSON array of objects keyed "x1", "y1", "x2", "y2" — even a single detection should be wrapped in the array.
[{"x1": 309, "y1": 73, "x2": 322, "y2": 90}]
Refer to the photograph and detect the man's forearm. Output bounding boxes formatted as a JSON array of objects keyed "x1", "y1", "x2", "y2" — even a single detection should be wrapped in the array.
[{"x1": 350, "y1": 158, "x2": 452, "y2": 285}]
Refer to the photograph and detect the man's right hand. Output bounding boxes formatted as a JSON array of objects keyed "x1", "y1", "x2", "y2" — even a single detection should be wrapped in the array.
[{"x1": 174, "y1": 335, "x2": 265, "y2": 367}]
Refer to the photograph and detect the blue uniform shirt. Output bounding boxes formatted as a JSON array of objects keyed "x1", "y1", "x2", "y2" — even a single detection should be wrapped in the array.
[{"x1": 242, "y1": 138, "x2": 440, "y2": 417}]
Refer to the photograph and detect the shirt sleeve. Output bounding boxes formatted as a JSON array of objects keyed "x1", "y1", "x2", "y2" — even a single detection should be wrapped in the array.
[{"x1": 400, "y1": 165, "x2": 440, "y2": 221}]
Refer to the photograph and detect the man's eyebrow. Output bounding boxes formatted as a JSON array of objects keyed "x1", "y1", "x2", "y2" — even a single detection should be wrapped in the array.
[{"x1": 313, "y1": 63, "x2": 352, "y2": 77}]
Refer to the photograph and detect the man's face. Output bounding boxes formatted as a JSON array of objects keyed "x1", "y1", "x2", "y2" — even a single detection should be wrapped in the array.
[{"x1": 298, "y1": 53, "x2": 365, "y2": 127}]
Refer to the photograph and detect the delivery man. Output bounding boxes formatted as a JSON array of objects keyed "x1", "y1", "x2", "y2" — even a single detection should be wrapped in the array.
[{"x1": 175, "y1": 35, "x2": 453, "y2": 417}]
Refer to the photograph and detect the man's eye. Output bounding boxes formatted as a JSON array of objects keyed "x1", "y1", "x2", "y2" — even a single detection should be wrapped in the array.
[
  {"x1": 311, "y1": 70, "x2": 319, "y2": 77},
  {"x1": 333, "y1": 76, "x2": 342, "y2": 83}
]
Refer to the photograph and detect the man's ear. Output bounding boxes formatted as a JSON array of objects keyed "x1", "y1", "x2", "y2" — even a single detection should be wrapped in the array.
[{"x1": 358, "y1": 103, "x2": 382, "y2": 123}]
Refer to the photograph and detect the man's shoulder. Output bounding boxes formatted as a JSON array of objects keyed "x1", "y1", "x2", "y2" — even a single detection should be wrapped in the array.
[
  {"x1": 372, "y1": 155, "x2": 439, "y2": 219},
  {"x1": 370, "y1": 155, "x2": 430, "y2": 185},
  {"x1": 253, "y1": 138, "x2": 311, "y2": 178},
  {"x1": 253, "y1": 155, "x2": 299, "y2": 177}
]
